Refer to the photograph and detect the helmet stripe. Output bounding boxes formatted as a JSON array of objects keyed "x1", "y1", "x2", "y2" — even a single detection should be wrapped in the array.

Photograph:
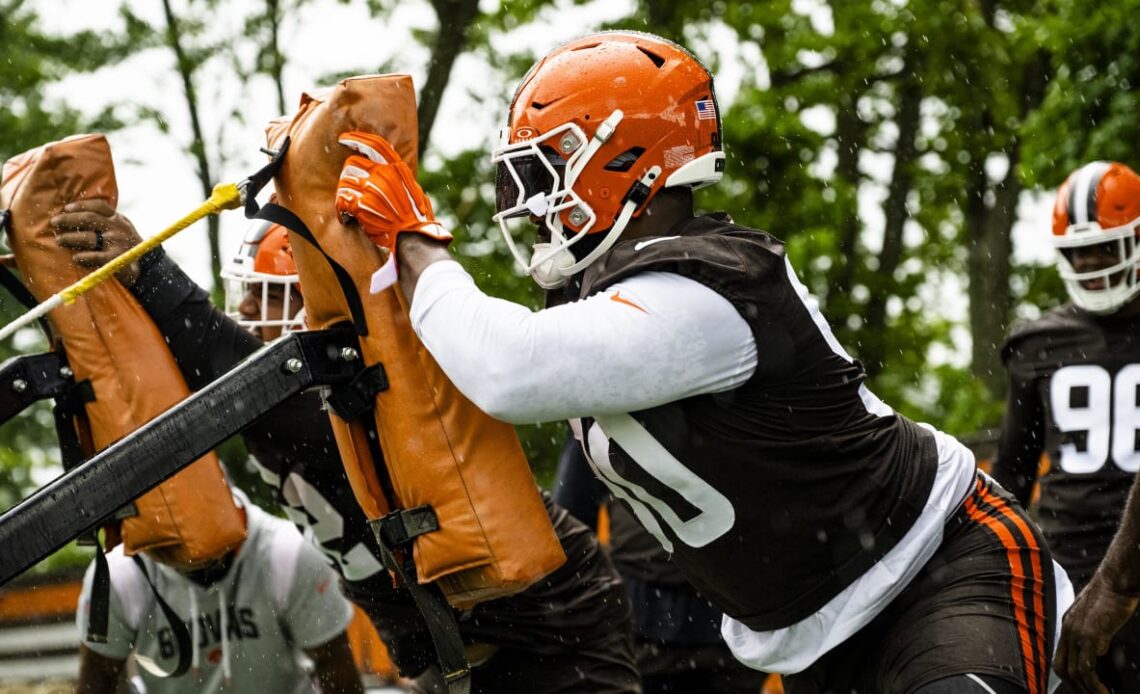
[{"x1": 1069, "y1": 161, "x2": 1110, "y2": 225}]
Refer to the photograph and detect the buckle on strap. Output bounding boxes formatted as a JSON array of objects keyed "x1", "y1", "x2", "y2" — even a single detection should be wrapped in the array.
[
  {"x1": 325, "y1": 363, "x2": 388, "y2": 421},
  {"x1": 620, "y1": 179, "x2": 652, "y2": 207},
  {"x1": 374, "y1": 505, "x2": 439, "y2": 549}
]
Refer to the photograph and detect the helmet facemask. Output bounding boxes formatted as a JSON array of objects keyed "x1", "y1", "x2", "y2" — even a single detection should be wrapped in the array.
[
  {"x1": 221, "y1": 221, "x2": 306, "y2": 337},
  {"x1": 492, "y1": 111, "x2": 653, "y2": 289},
  {"x1": 221, "y1": 268, "x2": 306, "y2": 334},
  {"x1": 1054, "y1": 219, "x2": 1140, "y2": 314},
  {"x1": 493, "y1": 32, "x2": 727, "y2": 289}
]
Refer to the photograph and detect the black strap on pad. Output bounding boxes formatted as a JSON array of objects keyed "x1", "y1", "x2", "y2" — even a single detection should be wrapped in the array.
[
  {"x1": 128, "y1": 555, "x2": 193, "y2": 678},
  {"x1": 249, "y1": 201, "x2": 370, "y2": 337},
  {"x1": 325, "y1": 363, "x2": 389, "y2": 421},
  {"x1": 370, "y1": 509, "x2": 471, "y2": 694}
]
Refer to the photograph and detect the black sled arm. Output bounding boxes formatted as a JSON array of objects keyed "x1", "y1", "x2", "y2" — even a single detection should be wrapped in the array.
[{"x1": 0, "y1": 324, "x2": 361, "y2": 584}]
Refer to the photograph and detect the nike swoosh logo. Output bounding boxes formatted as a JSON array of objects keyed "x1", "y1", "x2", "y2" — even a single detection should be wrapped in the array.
[
  {"x1": 634, "y1": 236, "x2": 680, "y2": 251},
  {"x1": 610, "y1": 291, "x2": 647, "y2": 313}
]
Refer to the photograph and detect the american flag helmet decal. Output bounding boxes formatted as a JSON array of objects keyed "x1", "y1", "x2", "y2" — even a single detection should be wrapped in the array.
[{"x1": 696, "y1": 99, "x2": 716, "y2": 120}]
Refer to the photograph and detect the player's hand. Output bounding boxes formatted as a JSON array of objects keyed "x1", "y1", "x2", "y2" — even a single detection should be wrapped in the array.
[
  {"x1": 1054, "y1": 573, "x2": 1140, "y2": 693},
  {"x1": 335, "y1": 131, "x2": 452, "y2": 292},
  {"x1": 51, "y1": 199, "x2": 144, "y2": 286}
]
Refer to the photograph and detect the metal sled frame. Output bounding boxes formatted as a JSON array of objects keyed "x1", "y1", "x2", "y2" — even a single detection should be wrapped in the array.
[
  {"x1": 0, "y1": 324, "x2": 362, "y2": 585},
  {"x1": 0, "y1": 351, "x2": 77, "y2": 424}
]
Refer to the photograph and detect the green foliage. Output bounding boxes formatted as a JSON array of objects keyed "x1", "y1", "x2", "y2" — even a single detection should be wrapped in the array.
[
  {"x1": 1021, "y1": 0, "x2": 1140, "y2": 183},
  {"x1": 691, "y1": 0, "x2": 1066, "y2": 424},
  {"x1": 0, "y1": 1, "x2": 130, "y2": 159}
]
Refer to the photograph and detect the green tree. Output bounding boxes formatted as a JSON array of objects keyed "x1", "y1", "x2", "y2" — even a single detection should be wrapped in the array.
[
  {"x1": 119, "y1": 0, "x2": 285, "y2": 296},
  {"x1": 645, "y1": 0, "x2": 1057, "y2": 434},
  {"x1": 1021, "y1": 0, "x2": 1140, "y2": 182}
]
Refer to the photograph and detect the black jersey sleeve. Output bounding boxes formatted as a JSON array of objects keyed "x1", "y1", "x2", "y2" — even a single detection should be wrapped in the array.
[
  {"x1": 992, "y1": 332, "x2": 1048, "y2": 508},
  {"x1": 130, "y1": 248, "x2": 262, "y2": 389}
]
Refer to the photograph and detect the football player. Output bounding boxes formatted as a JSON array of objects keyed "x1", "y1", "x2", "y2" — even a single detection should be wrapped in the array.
[
  {"x1": 334, "y1": 31, "x2": 1072, "y2": 693},
  {"x1": 993, "y1": 162, "x2": 1140, "y2": 693},
  {"x1": 76, "y1": 490, "x2": 364, "y2": 694},
  {"x1": 50, "y1": 210, "x2": 641, "y2": 693}
]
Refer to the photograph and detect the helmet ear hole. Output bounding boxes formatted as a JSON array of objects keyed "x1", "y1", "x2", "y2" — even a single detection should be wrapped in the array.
[
  {"x1": 604, "y1": 147, "x2": 645, "y2": 172},
  {"x1": 637, "y1": 46, "x2": 665, "y2": 67}
]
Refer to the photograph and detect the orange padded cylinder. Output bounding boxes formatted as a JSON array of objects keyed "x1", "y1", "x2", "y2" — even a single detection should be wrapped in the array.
[
  {"x1": 266, "y1": 76, "x2": 565, "y2": 607},
  {"x1": 1, "y1": 134, "x2": 245, "y2": 565}
]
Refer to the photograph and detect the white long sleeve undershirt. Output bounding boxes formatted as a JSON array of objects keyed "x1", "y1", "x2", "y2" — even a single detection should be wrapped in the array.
[{"x1": 408, "y1": 260, "x2": 758, "y2": 424}]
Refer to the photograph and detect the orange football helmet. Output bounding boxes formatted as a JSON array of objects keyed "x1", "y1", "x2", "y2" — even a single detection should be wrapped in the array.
[
  {"x1": 493, "y1": 31, "x2": 724, "y2": 288},
  {"x1": 1052, "y1": 161, "x2": 1140, "y2": 314},
  {"x1": 221, "y1": 220, "x2": 305, "y2": 333}
]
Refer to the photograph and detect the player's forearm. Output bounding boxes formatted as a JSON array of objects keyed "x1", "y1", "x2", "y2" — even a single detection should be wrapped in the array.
[
  {"x1": 407, "y1": 257, "x2": 757, "y2": 423},
  {"x1": 1095, "y1": 473, "x2": 1140, "y2": 595},
  {"x1": 396, "y1": 233, "x2": 454, "y2": 306}
]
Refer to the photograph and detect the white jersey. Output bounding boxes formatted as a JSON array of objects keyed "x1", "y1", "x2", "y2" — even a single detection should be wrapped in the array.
[{"x1": 77, "y1": 504, "x2": 355, "y2": 693}]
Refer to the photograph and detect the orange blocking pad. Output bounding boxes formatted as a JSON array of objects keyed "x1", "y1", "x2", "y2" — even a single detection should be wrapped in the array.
[
  {"x1": 1, "y1": 134, "x2": 245, "y2": 565},
  {"x1": 263, "y1": 75, "x2": 565, "y2": 608}
]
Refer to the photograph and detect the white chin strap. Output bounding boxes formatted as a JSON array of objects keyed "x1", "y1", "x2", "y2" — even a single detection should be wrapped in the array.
[
  {"x1": 529, "y1": 243, "x2": 578, "y2": 289},
  {"x1": 527, "y1": 166, "x2": 662, "y2": 289}
]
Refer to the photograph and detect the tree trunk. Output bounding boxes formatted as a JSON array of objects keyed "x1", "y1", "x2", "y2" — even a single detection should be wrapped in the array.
[
  {"x1": 966, "y1": 51, "x2": 1050, "y2": 397},
  {"x1": 863, "y1": 66, "x2": 921, "y2": 375},
  {"x1": 831, "y1": 92, "x2": 866, "y2": 303},
  {"x1": 267, "y1": 0, "x2": 286, "y2": 115},
  {"x1": 160, "y1": 0, "x2": 221, "y2": 287},
  {"x1": 419, "y1": 0, "x2": 480, "y2": 157}
]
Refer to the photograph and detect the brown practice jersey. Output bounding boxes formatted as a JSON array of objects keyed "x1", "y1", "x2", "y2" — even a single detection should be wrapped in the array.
[
  {"x1": 574, "y1": 213, "x2": 943, "y2": 632},
  {"x1": 995, "y1": 304, "x2": 1140, "y2": 588}
]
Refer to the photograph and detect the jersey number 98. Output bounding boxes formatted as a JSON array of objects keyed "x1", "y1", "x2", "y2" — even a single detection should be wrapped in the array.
[{"x1": 1050, "y1": 364, "x2": 1140, "y2": 474}]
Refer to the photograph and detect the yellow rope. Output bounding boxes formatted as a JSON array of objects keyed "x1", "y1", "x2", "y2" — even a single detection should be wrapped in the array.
[{"x1": 0, "y1": 182, "x2": 243, "y2": 342}]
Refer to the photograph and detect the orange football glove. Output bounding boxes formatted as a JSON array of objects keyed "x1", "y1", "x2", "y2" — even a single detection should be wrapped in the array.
[{"x1": 336, "y1": 131, "x2": 453, "y2": 292}]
